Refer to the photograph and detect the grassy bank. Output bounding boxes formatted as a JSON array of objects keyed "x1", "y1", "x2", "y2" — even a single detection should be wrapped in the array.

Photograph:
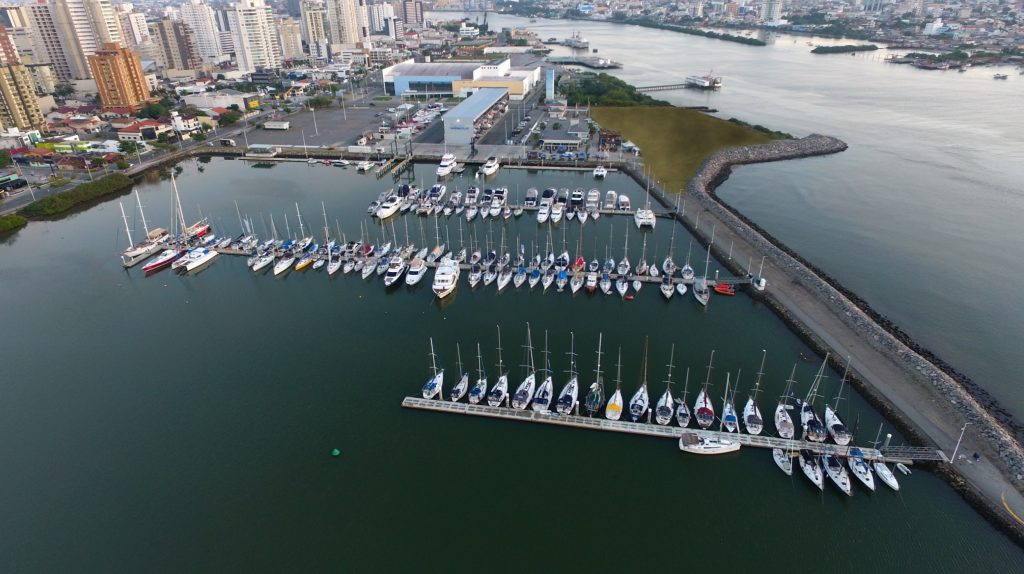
[
  {"x1": 591, "y1": 107, "x2": 771, "y2": 194},
  {"x1": 0, "y1": 213, "x2": 27, "y2": 233},
  {"x1": 19, "y1": 173, "x2": 133, "y2": 218}
]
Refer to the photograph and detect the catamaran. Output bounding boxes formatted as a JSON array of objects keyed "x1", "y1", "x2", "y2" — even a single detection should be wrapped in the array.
[
  {"x1": 486, "y1": 327, "x2": 509, "y2": 407},
  {"x1": 449, "y1": 344, "x2": 469, "y2": 402},
  {"x1": 512, "y1": 324, "x2": 538, "y2": 410},
  {"x1": 583, "y1": 333, "x2": 605, "y2": 416},
  {"x1": 775, "y1": 365, "x2": 798, "y2": 439},
  {"x1": 593, "y1": 165, "x2": 607, "y2": 178},
  {"x1": 825, "y1": 359, "x2": 853, "y2": 446},
  {"x1": 628, "y1": 339, "x2": 651, "y2": 422},
  {"x1": 605, "y1": 348, "x2": 625, "y2": 421},
  {"x1": 532, "y1": 331, "x2": 555, "y2": 412},
  {"x1": 654, "y1": 345, "x2": 676, "y2": 425},
  {"x1": 421, "y1": 338, "x2": 444, "y2": 399},
  {"x1": 742, "y1": 351, "x2": 766, "y2": 435},
  {"x1": 556, "y1": 332, "x2": 579, "y2": 415},
  {"x1": 468, "y1": 342, "x2": 489, "y2": 405},
  {"x1": 694, "y1": 351, "x2": 716, "y2": 429}
]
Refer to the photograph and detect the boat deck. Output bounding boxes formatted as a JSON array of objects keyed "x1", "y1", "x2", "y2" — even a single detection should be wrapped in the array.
[{"x1": 401, "y1": 397, "x2": 945, "y2": 464}]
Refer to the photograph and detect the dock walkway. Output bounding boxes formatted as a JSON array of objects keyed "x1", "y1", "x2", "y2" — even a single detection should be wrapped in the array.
[{"x1": 401, "y1": 397, "x2": 945, "y2": 464}]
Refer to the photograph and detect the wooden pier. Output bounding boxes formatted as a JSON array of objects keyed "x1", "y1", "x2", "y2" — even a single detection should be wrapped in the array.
[{"x1": 401, "y1": 397, "x2": 945, "y2": 464}]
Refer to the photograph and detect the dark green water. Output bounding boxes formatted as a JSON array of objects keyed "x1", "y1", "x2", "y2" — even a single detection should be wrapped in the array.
[{"x1": 1, "y1": 159, "x2": 1020, "y2": 571}]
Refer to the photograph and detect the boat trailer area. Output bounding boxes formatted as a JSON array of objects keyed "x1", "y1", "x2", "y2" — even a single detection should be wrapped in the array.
[{"x1": 401, "y1": 397, "x2": 946, "y2": 465}]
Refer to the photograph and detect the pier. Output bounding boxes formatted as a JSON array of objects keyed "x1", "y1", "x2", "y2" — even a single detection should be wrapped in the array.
[
  {"x1": 635, "y1": 83, "x2": 690, "y2": 93},
  {"x1": 546, "y1": 56, "x2": 623, "y2": 69},
  {"x1": 401, "y1": 397, "x2": 944, "y2": 464}
]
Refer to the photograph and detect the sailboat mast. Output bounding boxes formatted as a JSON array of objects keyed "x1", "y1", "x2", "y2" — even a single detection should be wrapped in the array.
[
  {"x1": 429, "y1": 337, "x2": 438, "y2": 376},
  {"x1": 753, "y1": 349, "x2": 766, "y2": 400},
  {"x1": 322, "y1": 202, "x2": 330, "y2": 243},
  {"x1": 833, "y1": 357, "x2": 851, "y2": 411},
  {"x1": 720, "y1": 372, "x2": 732, "y2": 431},
  {"x1": 119, "y1": 202, "x2": 133, "y2": 249},
  {"x1": 134, "y1": 190, "x2": 151, "y2": 236},
  {"x1": 702, "y1": 350, "x2": 716, "y2": 392},
  {"x1": 295, "y1": 203, "x2": 306, "y2": 238}
]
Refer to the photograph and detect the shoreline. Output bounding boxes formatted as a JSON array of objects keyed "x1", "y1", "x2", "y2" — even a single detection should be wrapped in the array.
[{"x1": 625, "y1": 135, "x2": 1024, "y2": 544}]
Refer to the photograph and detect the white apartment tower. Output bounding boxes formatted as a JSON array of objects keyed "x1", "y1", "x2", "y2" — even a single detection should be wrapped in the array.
[
  {"x1": 325, "y1": 0, "x2": 368, "y2": 46},
  {"x1": 300, "y1": 0, "x2": 329, "y2": 59},
  {"x1": 228, "y1": 0, "x2": 281, "y2": 73},
  {"x1": 760, "y1": 0, "x2": 783, "y2": 23},
  {"x1": 368, "y1": 2, "x2": 394, "y2": 34},
  {"x1": 180, "y1": 0, "x2": 224, "y2": 60},
  {"x1": 276, "y1": 17, "x2": 303, "y2": 60}
]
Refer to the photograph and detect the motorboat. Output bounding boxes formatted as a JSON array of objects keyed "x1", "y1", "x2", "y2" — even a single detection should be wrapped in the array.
[
  {"x1": 616, "y1": 194, "x2": 631, "y2": 211},
  {"x1": 382, "y1": 254, "x2": 408, "y2": 287},
  {"x1": 550, "y1": 202, "x2": 564, "y2": 223},
  {"x1": 603, "y1": 190, "x2": 618, "y2": 210},
  {"x1": 537, "y1": 203, "x2": 551, "y2": 224},
  {"x1": 376, "y1": 194, "x2": 401, "y2": 219},
  {"x1": 480, "y1": 156, "x2": 500, "y2": 176},
  {"x1": 436, "y1": 153, "x2": 456, "y2": 177},
  {"x1": 431, "y1": 259, "x2": 460, "y2": 299},
  {"x1": 773, "y1": 449, "x2": 793, "y2": 476},
  {"x1": 713, "y1": 283, "x2": 736, "y2": 296},
  {"x1": 678, "y1": 433, "x2": 740, "y2": 455},
  {"x1": 569, "y1": 188, "x2": 585, "y2": 214},
  {"x1": 540, "y1": 187, "x2": 556, "y2": 206},
  {"x1": 179, "y1": 248, "x2": 217, "y2": 273},
  {"x1": 593, "y1": 165, "x2": 607, "y2": 178},
  {"x1": 585, "y1": 189, "x2": 600, "y2": 213},
  {"x1": 822, "y1": 451, "x2": 853, "y2": 496},
  {"x1": 799, "y1": 449, "x2": 824, "y2": 490},
  {"x1": 524, "y1": 188, "x2": 539, "y2": 208},
  {"x1": 421, "y1": 338, "x2": 444, "y2": 399},
  {"x1": 848, "y1": 448, "x2": 876, "y2": 491}
]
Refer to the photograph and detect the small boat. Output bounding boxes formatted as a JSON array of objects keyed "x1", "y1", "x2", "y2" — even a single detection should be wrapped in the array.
[
  {"x1": 480, "y1": 156, "x2": 500, "y2": 176},
  {"x1": 593, "y1": 165, "x2": 607, "y2": 178},
  {"x1": 713, "y1": 283, "x2": 735, "y2": 296},
  {"x1": 675, "y1": 282, "x2": 688, "y2": 297},
  {"x1": 993, "y1": 73, "x2": 1008, "y2": 80},
  {"x1": 628, "y1": 340, "x2": 651, "y2": 422},
  {"x1": 848, "y1": 447, "x2": 876, "y2": 491},
  {"x1": 468, "y1": 343, "x2": 488, "y2": 405},
  {"x1": 799, "y1": 449, "x2": 824, "y2": 490},
  {"x1": 584, "y1": 334, "x2": 605, "y2": 416},
  {"x1": 678, "y1": 433, "x2": 740, "y2": 455},
  {"x1": 654, "y1": 345, "x2": 677, "y2": 425},
  {"x1": 605, "y1": 348, "x2": 625, "y2": 421},
  {"x1": 487, "y1": 328, "x2": 510, "y2": 407},
  {"x1": 773, "y1": 449, "x2": 794, "y2": 476},
  {"x1": 556, "y1": 333, "x2": 580, "y2": 415},
  {"x1": 512, "y1": 325, "x2": 538, "y2": 410},
  {"x1": 421, "y1": 338, "x2": 444, "y2": 399},
  {"x1": 822, "y1": 451, "x2": 853, "y2": 496},
  {"x1": 356, "y1": 160, "x2": 374, "y2": 172},
  {"x1": 895, "y1": 463, "x2": 912, "y2": 476}
]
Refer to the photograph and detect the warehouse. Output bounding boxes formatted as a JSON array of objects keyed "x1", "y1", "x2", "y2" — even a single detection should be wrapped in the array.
[
  {"x1": 383, "y1": 59, "x2": 540, "y2": 100},
  {"x1": 442, "y1": 88, "x2": 508, "y2": 146}
]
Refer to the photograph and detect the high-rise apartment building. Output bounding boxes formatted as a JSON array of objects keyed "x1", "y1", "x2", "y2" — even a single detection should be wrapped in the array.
[
  {"x1": 227, "y1": 0, "x2": 280, "y2": 73},
  {"x1": 368, "y1": 2, "x2": 394, "y2": 34},
  {"x1": 118, "y1": 10, "x2": 149, "y2": 47},
  {"x1": 179, "y1": 0, "x2": 223, "y2": 60},
  {"x1": 88, "y1": 42, "x2": 150, "y2": 110},
  {"x1": 0, "y1": 63, "x2": 44, "y2": 129},
  {"x1": 325, "y1": 0, "x2": 367, "y2": 46},
  {"x1": 400, "y1": 0, "x2": 422, "y2": 28},
  {"x1": 760, "y1": 0, "x2": 782, "y2": 23},
  {"x1": 276, "y1": 17, "x2": 303, "y2": 60},
  {"x1": 0, "y1": 22, "x2": 20, "y2": 64},
  {"x1": 84, "y1": 0, "x2": 122, "y2": 45},
  {"x1": 300, "y1": 0, "x2": 329, "y2": 59},
  {"x1": 26, "y1": 0, "x2": 84, "y2": 80},
  {"x1": 152, "y1": 18, "x2": 200, "y2": 71}
]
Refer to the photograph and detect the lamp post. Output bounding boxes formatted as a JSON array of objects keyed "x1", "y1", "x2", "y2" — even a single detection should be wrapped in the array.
[{"x1": 950, "y1": 422, "x2": 971, "y2": 465}]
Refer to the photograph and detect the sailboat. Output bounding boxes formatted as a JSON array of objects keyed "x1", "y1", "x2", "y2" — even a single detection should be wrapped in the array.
[
  {"x1": 693, "y1": 350, "x2": 716, "y2": 429},
  {"x1": 848, "y1": 447, "x2": 876, "y2": 491},
  {"x1": 798, "y1": 355, "x2": 829, "y2": 443},
  {"x1": 742, "y1": 351, "x2": 766, "y2": 435},
  {"x1": 773, "y1": 448, "x2": 794, "y2": 476},
  {"x1": 676, "y1": 368, "x2": 691, "y2": 427},
  {"x1": 654, "y1": 345, "x2": 676, "y2": 425},
  {"x1": 531, "y1": 331, "x2": 555, "y2": 412},
  {"x1": 119, "y1": 191, "x2": 167, "y2": 267},
  {"x1": 449, "y1": 344, "x2": 469, "y2": 402},
  {"x1": 468, "y1": 343, "x2": 488, "y2": 405},
  {"x1": 556, "y1": 332, "x2": 579, "y2": 415},
  {"x1": 799, "y1": 449, "x2": 824, "y2": 490},
  {"x1": 584, "y1": 333, "x2": 605, "y2": 416},
  {"x1": 871, "y1": 423, "x2": 900, "y2": 491},
  {"x1": 824, "y1": 358, "x2": 853, "y2": 446},
  {"x1": 720, "y1": 373, "x2": 738, "y2": 433},
  {"x1": 693, "y1": 238, "x2": 711, "y2": 306},
  {"x1": 605, "y1": 348, "x2": 624, "y2": 421},
  {"x1": 628, "y1": 339, "x2": 651, "y2": 422},
  {"x1": 487, "y1": 326, "x2": 510, "y2": 407},
  {"x1": 511, "y1": 324, "x2": 538, "y2": 410},
  {"x1": 775, "y1": 365, "x2": 798, "y2": 439},
  {"x1": 421, "y1": 338, "x2": 444, "y2": 399},
  {"x1": 821, "y1": 448, "x2": 853, "y2": 496}
]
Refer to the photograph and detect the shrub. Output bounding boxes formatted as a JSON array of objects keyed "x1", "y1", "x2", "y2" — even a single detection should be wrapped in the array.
[
  {"x1": 0, "y1": 213, "x2": 27, "y2": 233},
  {"x1": 20, "y1": 173, "x2": 133, "y2": 218},
  {"x1": 116, "y1": 159, "x2": 130, "y2": 169}
]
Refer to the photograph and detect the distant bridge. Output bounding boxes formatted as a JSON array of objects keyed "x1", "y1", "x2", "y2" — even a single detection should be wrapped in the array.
[{"x1": 635, "y1": 83, "x2": 689, "y2": 93}]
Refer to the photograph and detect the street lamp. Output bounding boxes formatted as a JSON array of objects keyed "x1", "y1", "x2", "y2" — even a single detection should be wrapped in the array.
[{"x1": 950, "y1": 422, "x2": 971, "y2": 465}]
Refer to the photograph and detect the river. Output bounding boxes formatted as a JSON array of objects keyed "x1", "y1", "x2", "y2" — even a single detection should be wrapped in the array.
[
  {"x1": 442, "y1": 12, "x2": 1024, "y2": 423},
  {"x1": 0, "y1": 158, "x2": 1020, "y2": 569}
]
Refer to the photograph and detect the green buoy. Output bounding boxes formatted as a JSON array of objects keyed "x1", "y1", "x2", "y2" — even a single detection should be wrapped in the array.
[{"x1": 331, "y1": 448, "x2": 341, "y2": 457}]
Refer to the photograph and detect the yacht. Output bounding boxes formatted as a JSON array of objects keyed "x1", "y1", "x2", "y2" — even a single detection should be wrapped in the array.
[
  {"x1": 825, "y1": 361, "x2": 853, "y2": 446},
  {"x1": 569, "y1": 188, "x2": 585, "y2": 216},
  {"x1": 550, "y1": 202, "x2": 564, "y2": 223},
  {"x1": 143, "y1": 248, "x2": 184, "y2": 274},
  {"x1": 694, "y1": 351, "x2": 716, "y2": 429},
  {"x1": 480, "y1": 156, "x2": 500, "y2": 176},
  {"x1": 583, "y1": 333, "x2": 606, "y2": 416},
  {"x1": 822, "y1": 451, "x2": 853, "y2": 496},
  {"x1": 593, "y1": 165, "x2": 607, "y2": 178},
  {"x1": 431, "y1": 259, "x2": 460, "y2": 299},
  {"x1": 540, "y1": 187, "x2": 556, "y2": 206},
  {"x1": 654, "y1": 345, "x2": 677, "y2": 425},
  {"x1": 512, "y1": 325, "x2": 538, "y2": 410},
  {"x1": 799, "y1": 449, "x2": 824, "y2": 490},
  {"x1": 720, "y1": 374, "x2": 738, "y2": 433},
  {"x1": 405, "y1": 257, "x2": 427, "y2": 285},
  {"x1": 556, "y1": 334, "x2": 580, "y2": 415},
  {"x1": 421, "y1": 338, "x2": 443, "y2": 399},
  {"x1": 524, "y1": 188, "x2": 539, "y2": 208},
  {"x1": 531, "y1": 337, "x2": 554, "y2": 412},
  {"x1": 678, "y1": 433, "x2": 741, "y2": 455},
  {"x1": 773, "y1": 449, "x2": 794, "y2": 476},
  {"x1": 848, "y1": 448, "x2": 876, "y2": 491},
  {"x1": 468, "y1": 343, "x2": 489, "y2": 405},
  {"x1": 537, "y1": 203, "x2": 551, "y2": 224},
  {"x1": 585, "y1": 189, "x2": 601, "y2": 213},
  {"x1": 603, "y1": 190, "x2": 618, "y2": 210},
  {"x1": 874, "y1": 459, "x2": 901, "y2": 491},
  {"x1": 742, "y1": 352, "x2": 766, "y2": 435},
  {"x1": 449, "y1": 346, "x2": 469, "y2": 402},
  {"x1": 605, "y1": 348, "x2": 625, "y2": 421},
  {"x1": 376, "y1": 194, "x2": 401, "y2": 219},
  {"x1": 616, "y1": 194, "x2": 631, "y2": 211},
  {"x1": 436, "y1": 153, "x2": 457, "y2": 177},
  {"x1": 660, "y1": 274, "x2": 675, "y2": 299},
  {"x1": 383, "y1": 254, "x2": 408, "y2": 287},
  {"x1": 628, "y1": 347, "x2": 651, "y2": 423},
  {"x1": 180, "y1": 248, "x2": 218, "y2": 273}
]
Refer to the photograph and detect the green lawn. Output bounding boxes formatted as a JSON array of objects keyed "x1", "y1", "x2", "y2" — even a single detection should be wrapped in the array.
[{"x1": 591, "y1": 107, "x2": 772, "y2": 194}]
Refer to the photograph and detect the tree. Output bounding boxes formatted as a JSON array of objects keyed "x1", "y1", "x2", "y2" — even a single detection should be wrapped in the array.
[
  {"x1": 53, "y1": 83, "x2": 75, "y2": 98},
  {"x1": 191, "y1": 131, "x2": 206, "y2": 141},
  {"x1": 118, "y1": 140, "x2": 140, "y2": 155},
  {"x1": 157, "y1": 131, "x2": 171, "y2": 144},
  {"x1": 137, "y1": 102, "x2": 168, "y2": 119},
  {"x1": 116, "y1": 159, "x2": 130, "y2": 169},
  {"x1": 90, "y1": 157, "x2": 108, "y2": 168},
  {"x1": 0, "y1": 150, "x2": 11, "y2": 167},
  {"x1": 306, "y1": 95, "x2": 333, "y2": 109},
  {"x1": 217, "y1": 110, "x2": 243, "y2": 126}
]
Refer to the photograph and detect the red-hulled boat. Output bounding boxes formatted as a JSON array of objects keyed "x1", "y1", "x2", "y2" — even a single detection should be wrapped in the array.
[
  {"x1": 714, "y1": 283, "x2": 736, "y2": 296},
  {"x1": 186, "y1": 219, "x2": 210, "y2": 238},
  {"x1": 143, "y1": 248, "x2": 185, "y2": 273}
]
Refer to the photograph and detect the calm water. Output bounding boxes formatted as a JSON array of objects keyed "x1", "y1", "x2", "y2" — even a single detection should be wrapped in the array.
[
  {"x1": 0, "y1": 159, "x2": 1020, "y2": 570},
  {"x1": 458, "y1": 13, "x2": 1024, "y2": 420}
]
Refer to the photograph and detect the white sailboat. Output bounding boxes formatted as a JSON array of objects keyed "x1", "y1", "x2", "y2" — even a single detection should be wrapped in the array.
[
  {"x1": 583, "y1": 333, "x2": 605, "y2": 416},
  {"x1": 871, "y1": 423, "x2": 900, "y2": 491},
  {"x1": 531, "y1": 330, "x2": 555, "y2": 412},
  {"x1": 468, "y1": 342, "x2": 489, "y2": 405},
  {"x1": 825, "y1": 358, "x2": 853, "y2": 446},
  {"x1": 693, "y1": 238, "x2": 712, "y2": 306},
  {"x1": 449, "y1": 344, "x2": 469, "y2": 402},
  {"x1": 720, "y1": 373, "x2": 738, "y2": 433},
  {"x1": 628, "y1": 339, "x2": 651, "y2": 422},
  {"x1": 678, "y1": 433, "x2": 741, "y2": 455},
  {"x1": 421, "y1": 338, "x2": 444, "y2": 399},
  {"x1": 773, "y1": 448, "x2": 794, "y2": 476},
  {"x1": 693, "y1": 350, "x2": 716, "y2": 429},
  {"x1": 511, "y1": 324, "x2": 538, "y2": 410},
  {"x1": 821, "y1": 449, "x2": 853, "y2": 496},
  {"x1": 848, "y1": 447, "x2": 876, "y2": 491},
  {"x1": 799, "y1": 355, "x2": 829, "y2": 443},
  {"x1": 676, "y1": 368, "x2": 692, "y2": 428},
  {"x1": 775, "y1": 365, "x2": 798, "y2": 439},
  {"x1": 486, "y1": 326, "x2": 510, "y2": 407},
  {"x1": 799, "y1": 449, "x2": 824, "y2": 490},
  {"x1": 742, "y1": 351, "x2": 766, "y2": 435},
  {"x1": 556, "y1": 332, "x2": 579, "y2": 415},
  {"x1": 654, "y1": 344, "x2": 676, "y2": 425},
  {"x1": 605, "y1": 348, "x2": 625, "y2": 421}
]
